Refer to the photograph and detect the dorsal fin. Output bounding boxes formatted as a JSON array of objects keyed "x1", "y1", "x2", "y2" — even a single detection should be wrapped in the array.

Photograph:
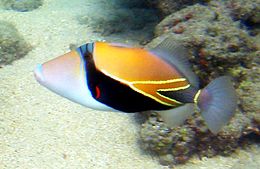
[{"x1": 151, "y1": 36, "x2": 199, "y2": 88}]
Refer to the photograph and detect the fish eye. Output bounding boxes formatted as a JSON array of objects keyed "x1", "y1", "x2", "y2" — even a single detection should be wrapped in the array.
[
  {"x1": 84, "y1": 43, "x2": 94, "y2": 58},
  {"x1": 86, "y1": 43, "x2": 94, "y2": 54}
]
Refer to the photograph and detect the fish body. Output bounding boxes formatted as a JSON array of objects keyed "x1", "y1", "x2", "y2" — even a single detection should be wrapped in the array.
[{"x1": 34, "y1": 37, "x2": 237, "y2": 134}]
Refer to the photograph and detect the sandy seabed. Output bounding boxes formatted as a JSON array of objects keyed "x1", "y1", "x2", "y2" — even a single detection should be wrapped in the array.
[{"x1": 0, "y1": 0, "x2": 259, "y2": 168}]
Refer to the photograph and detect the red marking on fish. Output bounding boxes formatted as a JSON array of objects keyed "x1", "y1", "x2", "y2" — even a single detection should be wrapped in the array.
[{"x1": 95, "y1": 86, "x2": 101, "y2": 99}]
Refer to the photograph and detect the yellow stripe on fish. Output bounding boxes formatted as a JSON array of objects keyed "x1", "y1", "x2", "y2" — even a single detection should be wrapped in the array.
[{"x1": 101, "y1": 69, "x2": 188, "y2": 106}]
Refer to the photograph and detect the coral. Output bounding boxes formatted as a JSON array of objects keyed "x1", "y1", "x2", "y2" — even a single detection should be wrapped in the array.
[
  {"x1": 140, "y1": 1, "x2": 259, "y2": 166},
  {"x1": 0, "y1": 21, "x2": 31, "y2": 67},
  {"x1": 0, "y1": 0, "x2": 43, "y2": 12}
]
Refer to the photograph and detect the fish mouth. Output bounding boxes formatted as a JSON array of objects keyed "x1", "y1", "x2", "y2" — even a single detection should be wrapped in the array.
[{"x1": 34, "y1": 64, "x2": 45, "y2": 84}]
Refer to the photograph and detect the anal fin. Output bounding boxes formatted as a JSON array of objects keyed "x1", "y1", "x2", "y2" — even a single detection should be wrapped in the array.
[{"x1": 157, "y1": 103, "x2": 195, "y2": 128}]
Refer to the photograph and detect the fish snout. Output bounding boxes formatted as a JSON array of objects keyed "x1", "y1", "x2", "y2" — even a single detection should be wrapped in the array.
[
  {"x1": 34, "y1": 64, "x2": 45, "y2": 84},
  {"x1": 33, "y1": 51, "x2": 83, "y2": 98}
]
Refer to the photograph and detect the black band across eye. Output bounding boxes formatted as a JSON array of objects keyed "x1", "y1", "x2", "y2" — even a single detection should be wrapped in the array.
[{"x1": 78, "y1": 43, "x2": 94, "y2": 59}]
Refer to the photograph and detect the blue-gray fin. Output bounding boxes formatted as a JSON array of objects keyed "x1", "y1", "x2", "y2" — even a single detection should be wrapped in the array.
[
  {"x1": 150, "y1": 37, "x2": 199, "y2": 88},
  {"x1": 157, "y1": 103, "x2": 195, "y2": 128},
  {"x1": 198, "y1": 76, "x2": 237, "y2": 134}
]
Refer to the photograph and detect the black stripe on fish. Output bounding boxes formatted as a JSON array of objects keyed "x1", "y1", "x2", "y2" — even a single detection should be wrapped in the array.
[
  {"x1": 158, "y1": 86, "x2": 198, "y2": 104},
  {"x1": 80, "y1": 47, "x2": 172, "y2": 112},
  {"x1": 78, "y1": 43, "x2": 94, "y2": 58}
]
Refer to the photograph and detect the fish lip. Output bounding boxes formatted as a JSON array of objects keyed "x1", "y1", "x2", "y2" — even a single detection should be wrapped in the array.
[{"x1": 34, "y1": 64, "x2": 45, "y2": 83}]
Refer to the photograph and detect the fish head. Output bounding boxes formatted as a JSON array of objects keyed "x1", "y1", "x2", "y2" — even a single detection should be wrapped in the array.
[{"x1": 34, "y1": 49, "x2": 113, "y2": 111}]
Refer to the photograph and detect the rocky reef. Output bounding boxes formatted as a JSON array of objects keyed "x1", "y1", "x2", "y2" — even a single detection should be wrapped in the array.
[
  {"x1": 0, "y1": 0, "x2": 43, "y2": 12},
  {"x1": 0, "y1": 21, "x2": 31, "y2": 67},
  {"x1": 140, "y1": 0, "x2": 260, "y2": 166},
  {"x1": 226, "y1": 0, "x2": 260, "y2": 25},
  {"x1": 145, "y1": 0, "x2": 210, "y2": 16}
]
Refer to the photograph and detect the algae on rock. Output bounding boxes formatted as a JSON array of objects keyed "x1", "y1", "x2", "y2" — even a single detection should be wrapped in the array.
[
  {"x1": 0, "y1": 21, "x2": 31, "y2": 67},
  {"x1": 145, "y1": 0, "x2": 210, "y2": 16},
  {"x1": 226, "y1": 0, "x2": 260, "y2": 24}
]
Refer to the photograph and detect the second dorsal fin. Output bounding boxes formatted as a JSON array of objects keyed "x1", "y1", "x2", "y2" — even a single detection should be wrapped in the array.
[{"x1": 151, "y1": 36, "x2": 199, "y2": 88}]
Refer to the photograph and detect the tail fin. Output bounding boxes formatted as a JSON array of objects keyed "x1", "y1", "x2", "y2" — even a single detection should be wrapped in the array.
[{"x1": 196, "y1": 76, "x2": 237, "y2": 134}]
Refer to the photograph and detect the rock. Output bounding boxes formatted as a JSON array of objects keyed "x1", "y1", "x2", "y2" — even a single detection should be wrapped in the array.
[
  {"x1": 78, "y1": 1, "x2": 159, "y2": 36},
  {"x1": 145, "y1": 0, "x2": 210, "y2": 16},
  {"x1": 226, "y1": 0, "x2": 260, "y2": 24},
  {"x1": 0, "y1": 0, "x2": 43, "y2": 12},
  {"x1": 0, "y1": 21, "x2": 31, "y2": 67}
]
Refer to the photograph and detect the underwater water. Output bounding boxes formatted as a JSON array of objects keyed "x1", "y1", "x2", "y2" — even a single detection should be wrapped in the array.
[{"x1": 0, "y1": 0, "x2": 259, "y2": 168}]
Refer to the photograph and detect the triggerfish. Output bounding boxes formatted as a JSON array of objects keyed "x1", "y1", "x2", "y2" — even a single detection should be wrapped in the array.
[{"x1": 34, "y1": 37, "x2": 237, "y2": 134}]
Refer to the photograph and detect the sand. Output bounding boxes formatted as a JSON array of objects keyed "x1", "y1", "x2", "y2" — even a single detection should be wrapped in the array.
[{"x1": 0, "y1": 0, "x2": 259, "y2": 168}]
